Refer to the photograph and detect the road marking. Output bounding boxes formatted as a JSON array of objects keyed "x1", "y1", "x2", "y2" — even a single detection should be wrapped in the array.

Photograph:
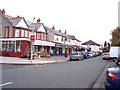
[{"x1": 0, "y1": 82, "x2": 12, "y2": 87}]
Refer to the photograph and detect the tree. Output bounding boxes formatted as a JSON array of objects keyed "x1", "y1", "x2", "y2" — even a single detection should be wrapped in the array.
[
  {"x1": 110, "y1": 27, "x2": 120, "y2": 46},
  {"x1": 103, "y1": 41, "x2": 111, "y2": 52}
]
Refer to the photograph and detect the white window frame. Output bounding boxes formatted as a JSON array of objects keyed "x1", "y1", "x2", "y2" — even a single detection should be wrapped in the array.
[
  {"x1": 21, "y1": 30, "x2": 24, "y2": 37},
  {"x1": 15, "y1": 29, "x2": 19, "y2": 37},
  {"x1": 25, "y1": 30, "x2": 27, "y2": 37}
]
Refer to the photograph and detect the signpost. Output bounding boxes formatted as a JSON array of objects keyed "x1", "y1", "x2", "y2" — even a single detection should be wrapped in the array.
[
  {"x1": 30, "y1": 17, "x2": 35, "y2": 62},
  {"x1": 30, "y1": 35, "x2": 35, "y2": 62}
]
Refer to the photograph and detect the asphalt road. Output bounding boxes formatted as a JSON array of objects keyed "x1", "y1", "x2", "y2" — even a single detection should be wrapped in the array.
[{"x1": 1, "y1": 56, "x2": 108, "y2": 88}]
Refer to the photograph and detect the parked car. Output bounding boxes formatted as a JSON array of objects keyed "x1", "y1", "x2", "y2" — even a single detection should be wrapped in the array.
[
  {"x1": 81, "y1": 51, "x2": 89, "y2": 59},
  {"x1": 69, "y1": 52, "x2": 84, "y2": 61},
  {"x1": 88, "y1": 52, "x2": 94, "y2": 58},
  {"x1": 116, "y1": 55, "x2": 120, "y2": 65},
  {"x1": 102, "y1": 53, "x2": 110, "y2": 60},
  {"x1": 104, "y1": 66, "x2": 120, "y2": 89}
]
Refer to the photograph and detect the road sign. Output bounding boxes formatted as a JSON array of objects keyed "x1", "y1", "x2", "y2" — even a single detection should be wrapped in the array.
[{"x1": 30, "y1": 35, "x2": 35, "y2": 42}]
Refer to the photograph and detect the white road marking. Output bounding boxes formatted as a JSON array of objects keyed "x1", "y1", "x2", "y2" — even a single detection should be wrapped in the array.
[{"x1": 0, "y1": 82, "x2": 12, "y2": 87}]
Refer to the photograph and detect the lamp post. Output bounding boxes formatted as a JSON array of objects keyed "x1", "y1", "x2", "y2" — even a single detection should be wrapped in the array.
[{"x1": 30, "y1": 17, "x2": 35, "y2": 61}]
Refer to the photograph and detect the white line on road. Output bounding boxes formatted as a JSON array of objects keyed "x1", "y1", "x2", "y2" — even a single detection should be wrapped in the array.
[{"x1": 0, "y1": 82, "x2": 12, "y2": 87}]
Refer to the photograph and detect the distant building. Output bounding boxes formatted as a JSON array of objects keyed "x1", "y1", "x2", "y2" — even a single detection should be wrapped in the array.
[{"x1": 81, "y1": 40, "x2": 100, "y2": 52}]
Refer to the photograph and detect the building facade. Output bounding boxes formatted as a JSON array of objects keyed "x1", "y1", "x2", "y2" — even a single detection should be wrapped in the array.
[{"x1": 0, "y1": 9, "x2": 82, "y2": 58}]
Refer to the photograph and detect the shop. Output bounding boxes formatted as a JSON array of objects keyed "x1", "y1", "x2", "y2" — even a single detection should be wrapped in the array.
[{"x1": 0, "y1": 38, "x2": 31, "y2": 57}]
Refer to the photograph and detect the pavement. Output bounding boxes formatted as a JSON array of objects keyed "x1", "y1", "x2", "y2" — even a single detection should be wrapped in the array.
[{"x1": 0, "y1": 56, "x2": 69, "y2": 65}]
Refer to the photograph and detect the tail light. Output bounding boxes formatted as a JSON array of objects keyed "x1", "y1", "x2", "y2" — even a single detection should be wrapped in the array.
[{"x1": 107, "y1": 72, "x2": 116, "y2": 81}]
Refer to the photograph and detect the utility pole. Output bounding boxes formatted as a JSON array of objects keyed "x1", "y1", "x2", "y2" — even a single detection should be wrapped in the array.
[{"x1": 30, "y1": 17, "x2": 35, "y2": 62}]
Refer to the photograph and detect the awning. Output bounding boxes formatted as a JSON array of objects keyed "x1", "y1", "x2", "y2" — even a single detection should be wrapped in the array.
[{"x1": 34, "y1": 40, "x2": 55, "y2": 46}]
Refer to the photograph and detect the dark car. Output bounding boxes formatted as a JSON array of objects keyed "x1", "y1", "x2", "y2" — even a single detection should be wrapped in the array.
[
  {"x1": 81, "y1": 51, "x2": 89, "y2": 59},
  {"x1": 102, "y1": 53, "x2": 110, "y2": 60},
  {"x1": 69, "y1": 52, "x2": 84, "y2": 61},
  {"x1": 104, "y1": 66, "x2": 120, "y2": 89}
]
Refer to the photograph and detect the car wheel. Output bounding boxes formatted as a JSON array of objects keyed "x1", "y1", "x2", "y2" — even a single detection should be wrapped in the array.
[
  {"x1": 78, "y1": 58, "x2": 80, "y2": 61},
  {"x1": 113, "y1": 58, "x2": 116, "y2": 62},
  {"x1": 116, "y1": 62, "x2": 119, "y2": 66}
]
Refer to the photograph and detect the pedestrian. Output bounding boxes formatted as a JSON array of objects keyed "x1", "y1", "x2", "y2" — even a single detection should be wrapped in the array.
[{"x1": 65, "y1": 48, "x2": 68, "y2": 57}]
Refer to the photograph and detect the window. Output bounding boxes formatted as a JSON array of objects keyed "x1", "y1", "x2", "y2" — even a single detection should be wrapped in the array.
[
  {"x1": 21, "y1": 30, "x2": 24, "y2": 37},
  {"x1": 25, "y1": 30, "x2": 28, "y2": 37},
  {"x1": 43, "y1": 34, "x2": 46, "y2": 41},
  {"x1": 65, "y1": 38, "x2": 67, "y2": 42},
  {"x1": 40, "y1": 33, "x2": 43, "y2": 40},
  {"x1": 15, "y1": 29, "x2": 19, "y2": 37},
  {"x1": 61, "y1": 37, "x2": 64, "y2": 42},
  {"x1": 37, "y1": 33, "x2": 40, "y2": 40},
  {"x1": 4, "y1": 26, "x2": 9, "y2": 37}
]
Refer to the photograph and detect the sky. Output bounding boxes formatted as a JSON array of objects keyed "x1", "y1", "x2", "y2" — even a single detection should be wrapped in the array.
[{"x1": 0, "y1": 0, "x2": 119, "y2": 45}]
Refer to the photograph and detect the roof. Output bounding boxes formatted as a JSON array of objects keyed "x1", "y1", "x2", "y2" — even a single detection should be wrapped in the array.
[
  {"x1": 26, "y1": 21, "x2": 46, "y2": 32},
  {"x1": 68, "y1": 35, "x2": 75, "y2": 40},
  {"x1": 4, "y1": 15, "x2": 22, "y2": 26},
  {"x1": 11, "y1": 17, "x2": 22, "y2": 26},
  {"x1": 4, "y1": 15, "x2": 29, "y2": 29},
  {"x1": 45, "y1": 26, "x2": 71, "y2": 39},
  {"x1": 69, "y1": 35, "x2": 81, "y2": 42},
  {"x1": 82, "y1": 40, "x2": 100, "y2": 46}
]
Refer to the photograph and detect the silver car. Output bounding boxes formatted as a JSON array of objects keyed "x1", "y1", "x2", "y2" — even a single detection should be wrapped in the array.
[{"x1": 69, "y1": 52, "x2": 84, "y2": 61}]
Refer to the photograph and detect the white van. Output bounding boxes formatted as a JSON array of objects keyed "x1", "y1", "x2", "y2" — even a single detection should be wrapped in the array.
[{"x1": 109, "y1": 46, "x2": 120, "y2": 62}]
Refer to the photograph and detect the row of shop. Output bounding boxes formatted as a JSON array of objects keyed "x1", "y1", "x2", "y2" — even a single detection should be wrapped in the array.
[{"x1": 0, "y1": 39, "x2": 82, "y2": 58}]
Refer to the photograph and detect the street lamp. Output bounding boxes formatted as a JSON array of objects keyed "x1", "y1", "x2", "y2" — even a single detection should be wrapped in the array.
[{"x1": 31, "y1": 17, "x2": 35, "y2": 61}]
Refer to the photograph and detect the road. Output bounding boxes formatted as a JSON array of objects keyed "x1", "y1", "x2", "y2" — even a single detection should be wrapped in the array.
[{"x1": 1, "y1": 56, "x2": 108, "y2": 88}]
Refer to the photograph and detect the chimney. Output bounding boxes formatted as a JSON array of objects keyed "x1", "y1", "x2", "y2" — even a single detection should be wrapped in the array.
[
  {"x1": 17, "y1": 15, "x2": 20, "y2": 18},
  {"x1": 65, "y1": 30, "x2": 67, "y2": 34},
  {"x1": 37, "y1": 18, "x2": 40, "y2": 23},
  {"x1": 2, "y1": 9, "x2": 5, "y2": 15},
  {"x1": 0, "y1": 9, "x2": 2, "y2": 15},
  {"x1": 52, "y1": 26, "x2": 55, "y2": 29},
  {"x1": 59, "y1": 30, "x2": 61, "y2": 32}
]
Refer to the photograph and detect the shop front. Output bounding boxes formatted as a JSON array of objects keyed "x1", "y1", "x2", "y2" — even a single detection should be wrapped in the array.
[
  {"x1": 0, "y1": 38, "x2": 31, "y2": 57},
  {"x1": 34, "y1": 40, "x2": 55, "y2": 58}
]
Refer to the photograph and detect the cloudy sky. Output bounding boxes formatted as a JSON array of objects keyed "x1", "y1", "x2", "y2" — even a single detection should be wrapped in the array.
[{"x1": 0, "y1": 0, "x2": 119, "y2": 45}]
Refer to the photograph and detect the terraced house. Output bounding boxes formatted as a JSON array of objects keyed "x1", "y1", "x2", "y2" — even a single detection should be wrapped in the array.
[
  {"x1": 45, "y1": 26, "x2": 81, "y2": 56},
  {"x1": 0, "y1": 9, "x2": 55, "y2": 57},
  {"x1": 0, "y1": 9, "x2": 82, "y2": 58}
]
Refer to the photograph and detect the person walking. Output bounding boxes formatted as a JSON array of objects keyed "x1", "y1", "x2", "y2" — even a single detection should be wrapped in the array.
[{"x1": 65, "y1": 48, "x2": 68, "y2": 57}]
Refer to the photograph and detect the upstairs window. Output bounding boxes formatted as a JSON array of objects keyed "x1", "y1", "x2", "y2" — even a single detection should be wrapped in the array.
[
  {"x1": 40, "y1": 33, "x2": 43, "y2": 40},
  {"x1": 21, "y1": 30, "x2": 24, "y2": 37},
  {"x1": 43, "y1": 34, "x2": 46, "y2": 41},
  {"x1": 4, "y1": 26, "x2": 9, "y2": 37},
  {"x1": 37, "y1": 33, "x2": 40, "y2": 40},
  {"x1": 15, "y1": 29, "x2": 19, "y2": 37},
  {"x1": 25, "y1": 30, "x2": 28, "y2": 37},
  {"x1": 61, "y1": 37, "x2": 64, "y2": 42}
]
